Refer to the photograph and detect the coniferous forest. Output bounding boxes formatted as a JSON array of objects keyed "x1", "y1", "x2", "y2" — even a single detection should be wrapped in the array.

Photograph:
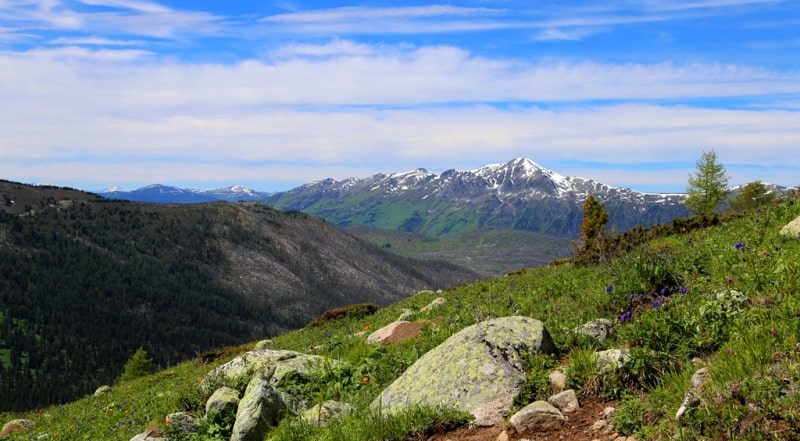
[{"x1": 0, "y1": 181, "x2": 476, "y2": 411}]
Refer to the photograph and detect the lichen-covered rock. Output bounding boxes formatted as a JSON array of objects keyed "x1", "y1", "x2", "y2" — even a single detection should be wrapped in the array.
[
  {"x1": 574, "y1": 319, "x2": 614, "y2": 342},
  {"x1": 397, "y1": 308, "x2": 415, "y2": 321},
  {"x1": 164, "y1": 412, "x2": 200, "y2": 435},
  {"x1": 548, "y1": 389, "x2": 579, "y2": 413},
  {"x1": 94, "y1": 385, "x2": 111, "y2": 396},
  {"x1": 420, "y1": 297, "x2": 447, "y2": 312},
  {"x1": 509, "y1": 401, "x2": 566, "y2": 433},
  {"x1": 366, "y1": 321, "x2": 424, "y2": 345},
  {"x1": 231, "y1": 376, "x2": 287, "y2": 441},
  {"x1": 206, "y1": 386, "x2": 240, "y2": 418},
  {"x1": 371, "y1": 316, "x2": 557, "y2": 426},
  {"x1": 254, "y1": 339, "x2": 272, "y2": 350},
  {"x1": 780, "y1": 216, "x2": 800, "y2": 239},
  {"x1": 299, "y1": 401, "x2": 354, "y2": 427},
  {"x1": 202, "y1": 349, "x2": 326, "y2": 392},
  {"x1": 0, "y1": 419, "x2": 34, "y2": 437},
  {"x1": 594, "y1": 348, "x2": 631, "y2": 373}
]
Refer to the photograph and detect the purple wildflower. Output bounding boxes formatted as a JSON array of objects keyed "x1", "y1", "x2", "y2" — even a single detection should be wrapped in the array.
[
  {"x1": 680, "y1": 286, "x2": 688, "y2": 295},
  {"x1": 606, "y1": 284, "x2": 614, "y2": 293},
  {"x1": 653, "y1": 300, "x2": 662, "y2": 309},
  {"x1": 628, "y1": 293, "x2": 635, "y2": 301},
  {"x1": 660, "y1": 287, "x2": 668, "y2": 296},
  {"x1": 734, "y1": 241, "x2": 746, "y2": 250}
]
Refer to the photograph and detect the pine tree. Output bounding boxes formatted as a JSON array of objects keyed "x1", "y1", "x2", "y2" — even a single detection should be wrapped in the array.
[
  {"x1": 685, "y1": 150, "x2": 730, "y2": 216},
  {"x1": 117, "y1": 347, "x2": 152, "y2": 384},
  {"x1": 575, "y1": 194, "x2": 609, "y2": 263}
]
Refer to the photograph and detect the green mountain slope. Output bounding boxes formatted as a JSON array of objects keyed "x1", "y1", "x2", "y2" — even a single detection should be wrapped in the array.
[
  {"x1": 0, "y1": 181, "x2": 478, "y2": 412},
  {"x1": 3, "y1": 193, "x2": 798, "y2": 441}
]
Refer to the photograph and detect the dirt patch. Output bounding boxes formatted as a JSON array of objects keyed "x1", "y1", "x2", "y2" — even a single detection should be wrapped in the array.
[{"x1": 418, "y1": 400, "x2": 620, "y2": 441}]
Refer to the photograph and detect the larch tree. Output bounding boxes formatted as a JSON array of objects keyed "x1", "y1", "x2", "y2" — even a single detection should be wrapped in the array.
[{"x1": 685, "y1": 149, "x2": 730, "y2": 216}]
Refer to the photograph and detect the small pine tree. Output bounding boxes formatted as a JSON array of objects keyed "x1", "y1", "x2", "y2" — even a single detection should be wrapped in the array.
[
  {"x1": 729, "y1": 181, "x2": 775, "y2": 212},
  {"x1": 575, "y1": 194, "x2": 610, "y2": 263},
  {"x1": 117, "y1": 347, "x2": 153, "y2": 383},
  {"x1": 685, "y1": 150, "x2": 730, "y2": 216}
]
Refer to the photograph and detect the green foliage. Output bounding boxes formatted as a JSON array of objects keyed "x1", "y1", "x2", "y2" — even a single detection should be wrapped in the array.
[
  {"x1": 118, "y1": 348, "x2": 153, "y2": 384},
  {"x1": 729, "y1": 181, "x2": 776, "y2": 212},
  {"x1": 573, "y1": 194, "x2": 610, "y2": 264},
  {"x1": 685, "y1": 149, "x2": 731, "y2": 216}
]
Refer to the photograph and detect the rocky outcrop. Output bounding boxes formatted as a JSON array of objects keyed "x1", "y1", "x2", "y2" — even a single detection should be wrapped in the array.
[
  {"x1": 420, "y1": 297, "x2": 447, "y2": 312},
  {"x1": 202, "y1": 349, "x2": 326, "y2": 391},
  {"x1": 371, "y1": 316, "x2": 557, "y2": 426},
  {"x1": 0, "y1": 420, "x2": 34, "y2": 438},
  {"x1": 594, "y1": 349, "x2": 631, "y2": 373},
  {"x1": 366, "y1": 321, "x2": 424, "y2": 345},
  {"x1": 231, "y1": 376, "x2": 287, "y2": 441}
]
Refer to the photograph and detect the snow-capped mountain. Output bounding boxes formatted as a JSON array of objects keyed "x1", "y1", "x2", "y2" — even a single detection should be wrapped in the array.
[
  {"x1": 265, "y1": 158, "x2": 689, "y2": 238},
  {"x1": 99, "y1": 184, "x2": 271, "y2": 204}
]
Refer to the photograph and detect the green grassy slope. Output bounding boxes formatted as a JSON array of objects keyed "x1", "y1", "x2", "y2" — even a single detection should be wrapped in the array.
[{"x1": 2, "y1": 195, "x2": 799, "y2": 440}]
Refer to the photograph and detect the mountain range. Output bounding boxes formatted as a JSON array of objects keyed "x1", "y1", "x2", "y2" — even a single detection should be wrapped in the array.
[
  {"x1": 264, "y1": 158, "x2": 690, "y2": 238},
  {"x1": 99, "y1": 184, "x2": 272, "y2": 204},
  {"x1": 101, "y1": 158, "x2": 691, "y2": 239}
]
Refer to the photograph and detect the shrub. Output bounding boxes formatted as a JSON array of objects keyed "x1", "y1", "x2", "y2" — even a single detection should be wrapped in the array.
[{"x1": 306, "y1": 303, "x2": 379, "y2": 327}]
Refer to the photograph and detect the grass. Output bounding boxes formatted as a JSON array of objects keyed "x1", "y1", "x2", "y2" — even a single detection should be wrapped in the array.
[{"x1": 2, "y1": 194, "x2": 800, "y2": 440}]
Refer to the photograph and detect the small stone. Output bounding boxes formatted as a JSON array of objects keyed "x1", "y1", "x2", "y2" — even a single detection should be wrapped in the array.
[
  {"x1": 548, "y1": 389, "x2": 579, "y2": 413},
  {"x1": 496, "y1": 430, "x2": 510, "y2": 441},
  {"x1": 509, "y1": 401, "x2": 566, "y2": 433},
  {"x1": 549, "y1": 370, "x2": 567, "y2": 391},
  {"x1": 420, "y1": 297, "x2": 447, "y2": 312},
  {"x1": 94, "y1": 385, "x2": 111, "y2": 396},
  {"x1": 603, "y1": 406, "x2": 616, "y2": 418},
  {"x1": 592, "y1": 419, "x2": 607, "y2": 431}
]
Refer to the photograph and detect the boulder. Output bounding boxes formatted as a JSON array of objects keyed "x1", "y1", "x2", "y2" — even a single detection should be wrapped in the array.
[
  {"x1": 129, "y1": 427, "x2": 167, "y2": 441},
  {"x1": 299, "y1": 401, "x2": 353, "y2": 427},
  {"x1": 366, "y1": 321, "x2": 424, "y2": 345},
  {"x1": 548, "y1": 389, "x2": 579, "y2": 413},
  {"x1": 164, "y1": 412, "x2": 200, "y2": 436},
  {"x1": 780, "y1": 216, "x2": 800, "y2": 239},
  {"x1": 202, "y1": 349, "x2": 327, "y2": 392},
  {"x1": 397, "y1": 308, "x2": 415, "y2": 322},
  {"x1": 420, "y1": 297, "x2": 447, "y2": 312},
  {"x1": 94, "y1": 385, "x2": 111, "y2": 396},
  {"x1": 372, "y1": 316, "x2": 557, "y2": 426},
  {"x1": 206, "y1": 386, "x2": 240, "y2": 418},
  {"x1": 254, "y1": 339, "x2": 272, "y2": 350},
  {"x1": 594, "y1": 348, "x2": 631, "y2": 373},
  {"x1": 0, "y1": 420, "x2": 34, "y2": 438},
  {"x1": 574, "y1": 318, "x2": 615, "y2": 342},
  {"x1": 509, "y1": 401, "x2": 566, "y2": 433},
  {"x1": 231, "y1": 376, "x2": 287, "y2": 441}
]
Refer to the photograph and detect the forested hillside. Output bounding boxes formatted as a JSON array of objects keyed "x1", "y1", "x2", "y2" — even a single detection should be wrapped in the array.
[{"x1": 0, "y1": 181, "x2": 477, "y2": 411}]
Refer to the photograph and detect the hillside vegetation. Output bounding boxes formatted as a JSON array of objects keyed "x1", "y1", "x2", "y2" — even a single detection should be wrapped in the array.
[
  {"x1": 0, "y1": 181, "x2": 477, "y2": 412},
  {"x1": 3, "y1": 192, "x2": 798, "y2": 440}
]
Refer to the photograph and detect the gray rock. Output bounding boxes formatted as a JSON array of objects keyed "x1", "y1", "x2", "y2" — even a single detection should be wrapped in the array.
[
  {"x1": 780, "y1": 216, "x2": 800, "y2": 239},
  {"x1": 509, "y1": 401, "x2": 566, "y2": 433},
  {"x1": 594, "y1": 349, "x2": 631, "y2": 373},
  {"x1": 397, "y1": 308, "x2": 415, "y2": 321},
  {"x1": 129, "y1": 427, "x2": 167, "y2": 441},
  {"x1": 371, "y1": 316, "x2": 557, "y2": 426},
  {"x1": 93, "y1": 385, "x2": 111, "y2": 396},
  {"x1": 164, "y1": 412, "x2": 199, "y2": 435},
  {"x1": 202, "y1": 349, "x2": 327, "y2": 392},
  {"x1": 574, "y1": 318, "x2": 615, "y2": 342},
  {"x1": 548, "y1": 389, "x2": 579, "y2": 413},
  {"x1": 299, "y1": 401, "x2": 353, "y2": 427},
  {"x1": 206, "y1": 386, "x2": 240, "y2": 418},
  {"x1": 420, "y1": 297, "x2": 447, "y2": 312},
  {"x1": 231, "y1": 376, "x2": 287, "y2": 441}
]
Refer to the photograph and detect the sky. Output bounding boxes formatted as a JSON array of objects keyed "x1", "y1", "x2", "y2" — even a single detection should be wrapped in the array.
[{"x1": 1, "y1": 0, "x2": 799, "y2": 194}]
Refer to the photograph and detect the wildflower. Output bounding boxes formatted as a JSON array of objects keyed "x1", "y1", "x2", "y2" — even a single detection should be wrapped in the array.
[
  {"x1": 606, "y1": 284, "x2": 613, "y2": 293},
  {"x1": 680, "y1": 286, "x2": 688, "y2": 295},
  {"x1": 726, "y1": 348, "x2": 733, "y2": 356},
  {"x1": 660, "y1": 287, "x2": 668, "y2": 296},
  {"x1": 727, "y1": 277, "x2": 735, "y2": 285},
  {"x1": 361, "y1": 376, "x2": 370, "y2": 384},
  {"x1": 734, "y1": 241, "x2": 746, "y2": 250},
  {"x1": 771, "y1": 328, "x2": 778, "y2": 336},
  {"x1": 620, "y1": 310, "x2": 633, "y2": 323},
  {"x1": 653, "y1": 300, "x2": 662, "y2": 309},
  {"x1": 628, "y1": 293, "x2": 635, "y2": 301},
  {"x1": 165, "y1": 417, "x2": 172, "y2": 425}
]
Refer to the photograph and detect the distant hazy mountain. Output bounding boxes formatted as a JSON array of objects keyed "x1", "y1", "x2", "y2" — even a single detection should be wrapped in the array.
[
  {"x1": 99, "y1": 184, "x2": 271, "y2": 203},
  {"x1": 264, "y1": 158, "x2": 690, "y2": 238}
]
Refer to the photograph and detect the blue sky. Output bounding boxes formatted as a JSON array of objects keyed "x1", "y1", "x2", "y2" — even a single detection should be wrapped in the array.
[{"x1": 1, "y1": 0, "x2": 799, "y2": 193}]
